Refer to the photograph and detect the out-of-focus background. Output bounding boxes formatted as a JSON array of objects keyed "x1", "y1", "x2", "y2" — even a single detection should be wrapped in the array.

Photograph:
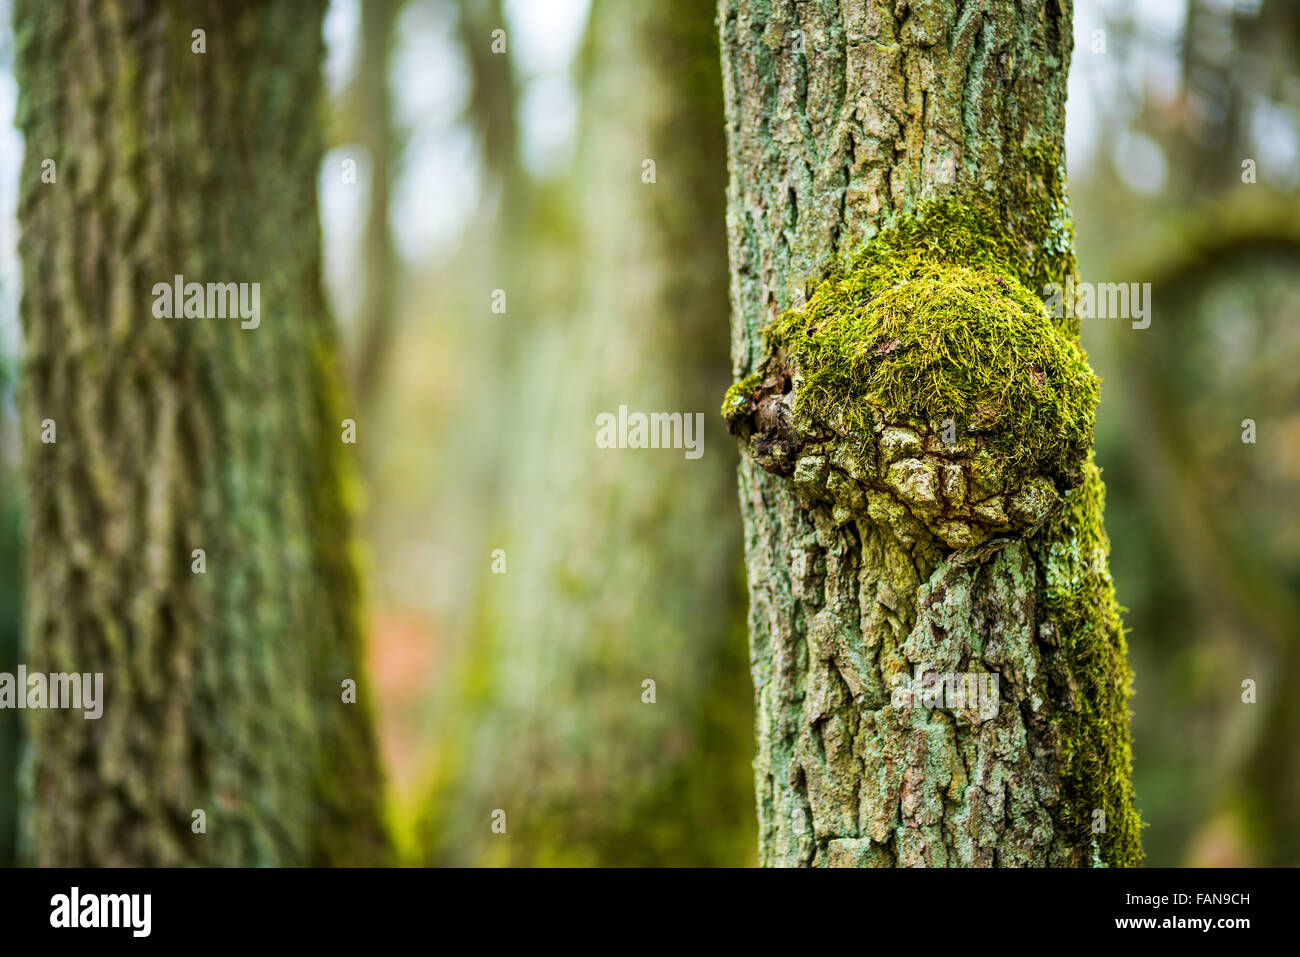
[{"x1": 0, "y1": 0, "x2": 1297, "y2": 866}]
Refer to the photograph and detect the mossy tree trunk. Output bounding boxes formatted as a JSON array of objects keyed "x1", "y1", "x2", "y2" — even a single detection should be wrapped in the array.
[
  {"x1": 13, "y1": 0, "x2": 388, "y2": 866},
  {"x1": 719, "y1": 0, "x2": 1141, "y2": 866},
  {"x1": 422, "y1": 0, "x2": 753, "y2": 866}
]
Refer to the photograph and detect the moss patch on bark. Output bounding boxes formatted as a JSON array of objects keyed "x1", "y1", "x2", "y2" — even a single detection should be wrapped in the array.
[
  {"x1": 724, "y1": 200, "x2": 1099, "y2": 551},
  {"x1": 1035, "y1": 460, "x2": 1143, "y2": 866}
]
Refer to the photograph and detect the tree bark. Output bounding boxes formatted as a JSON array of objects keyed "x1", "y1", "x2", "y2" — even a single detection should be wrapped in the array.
[
  {"x1": 13, "y1": 0, "x2": 388, "y2": 866},
  {"x1": 720, "y1": 0, "x2": 1141, "y2": 866}
]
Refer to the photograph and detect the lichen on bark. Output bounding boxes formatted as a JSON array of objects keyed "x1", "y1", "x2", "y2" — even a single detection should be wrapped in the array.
[{"x1": 720, "y1": 0, "x2": 1141, "y2": 867}]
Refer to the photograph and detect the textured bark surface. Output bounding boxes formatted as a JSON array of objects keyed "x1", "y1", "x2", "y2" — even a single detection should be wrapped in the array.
[
  {"x1": 13, "y1": 0, "x2": 388, "y2": 865},
  {"x1": 720, "y1": 0, "x2": 1141, "y2": 866},
  {"x1": 422, "y1": 0, "x2": 753, "y2": 866}
]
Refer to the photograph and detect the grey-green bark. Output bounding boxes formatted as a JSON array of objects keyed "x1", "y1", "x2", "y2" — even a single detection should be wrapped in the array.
[
  {"x1": 720, "y1": 0, "x2": 1142, "y2": 866},
  {"x1": 13, "y1": 0, "x2": 388, "y2": 866},
  {"x1": 421, "y1": 0, "x2": 752, "y2": 866}
]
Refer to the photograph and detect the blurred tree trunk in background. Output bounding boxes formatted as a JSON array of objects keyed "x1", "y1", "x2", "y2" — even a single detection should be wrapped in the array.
[
  {"x1": 458, "y1": 0, "x2": 523, "y2": 233},
  {"x1": 12, "y1": 0, "x2": 388, "y2": 865},
  {"x1": 719, "y1": 0, "x2": 1141, "y2": 865},
  {"x1": 449, "y1": 0, "x2": 530, "y2": 569},
  {"x1": 350, "y1": 0, "x2": 400, "y2": 406},
  {"x1": 0, "y1": 485, "x2": 19, "y2": 866},
  {"x1": 421, "y1": 0, "x2": 753, "y2": 865}
]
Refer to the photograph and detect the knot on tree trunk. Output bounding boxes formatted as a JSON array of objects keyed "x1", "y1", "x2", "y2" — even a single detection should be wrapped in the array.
[{"x1": 723, "y1": 204, "x2": 1100, "y2": 551}]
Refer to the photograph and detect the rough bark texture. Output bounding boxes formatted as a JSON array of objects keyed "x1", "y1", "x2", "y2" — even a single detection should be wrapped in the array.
[
  {"x1": 13, "y1": 0, "x2": 388, "y2": 865},
  {"x1": 421, "y1": 0, "x2": 753, "y2": 866},
  {"x1": 719, "y1": 0, "x2": 1141, "y2": 866}
]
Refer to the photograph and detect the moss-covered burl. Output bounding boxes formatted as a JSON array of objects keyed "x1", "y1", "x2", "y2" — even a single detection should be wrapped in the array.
[
  {"x1": 725, "y1": 202, "x2": 1100, "y2": 552},
  {"x1": 723, "y1": 203, "x2": 1141, "y2": 866}
]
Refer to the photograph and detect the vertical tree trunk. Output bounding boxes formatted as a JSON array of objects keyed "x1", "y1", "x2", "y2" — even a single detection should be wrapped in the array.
[
  {"x1": 13, "y1": 0, "x2": 388, "y2": 866},
  {"x1": 422, "y1": 0, "x2": 753, "y2": 866},
  {"x1": 719, "y1": 0, "x2": 1141, "y2": 866},
  {"x1": 350, "y1": 0, "x2": 399, "y2": 406},
  {"x1": 0, "y1": 489, "x2": 19, "y2": 866}
]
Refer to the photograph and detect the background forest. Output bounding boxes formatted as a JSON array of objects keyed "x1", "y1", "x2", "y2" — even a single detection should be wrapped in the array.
[{"x1": 0, "y1": 0, "x2": 1297, "y2": 866}]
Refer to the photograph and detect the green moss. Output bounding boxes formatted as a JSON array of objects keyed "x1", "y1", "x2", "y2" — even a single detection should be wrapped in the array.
[
  {"x1": 1035, "y1": 459, "x2": 1143, "y2": 866},
  {"x1": 721, "y1": 370, "x2": 764, "y2": 425},
  {"x1": 750, "y1": 199, "x2": 1098, "y2": 487},
  {"x1": 1002, "y1": 143, "x2": 1078, "y2": 322}
]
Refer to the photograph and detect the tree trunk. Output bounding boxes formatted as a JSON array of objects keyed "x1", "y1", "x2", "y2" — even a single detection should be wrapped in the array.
[
  {"x1": 350, "y1": 0, "x2": 400, "y2": 406},
  {"x1": 719, "y1": 0, "x2": 1141, "y2": 866},
  {"x1": 421, "y1": 0, "x2": 753, "y2": 866},
  {"x1": 0, "y1": 489, "x2": 20, "y2": 866},
  {"x1": 13, "y1": 0, "x2": 388, "y2": 866}
]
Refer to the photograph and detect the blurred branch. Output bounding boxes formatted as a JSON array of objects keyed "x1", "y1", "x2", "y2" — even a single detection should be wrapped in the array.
[{"x1": 1116, "y1": 195, "x2": 1300, "y2": 651}]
